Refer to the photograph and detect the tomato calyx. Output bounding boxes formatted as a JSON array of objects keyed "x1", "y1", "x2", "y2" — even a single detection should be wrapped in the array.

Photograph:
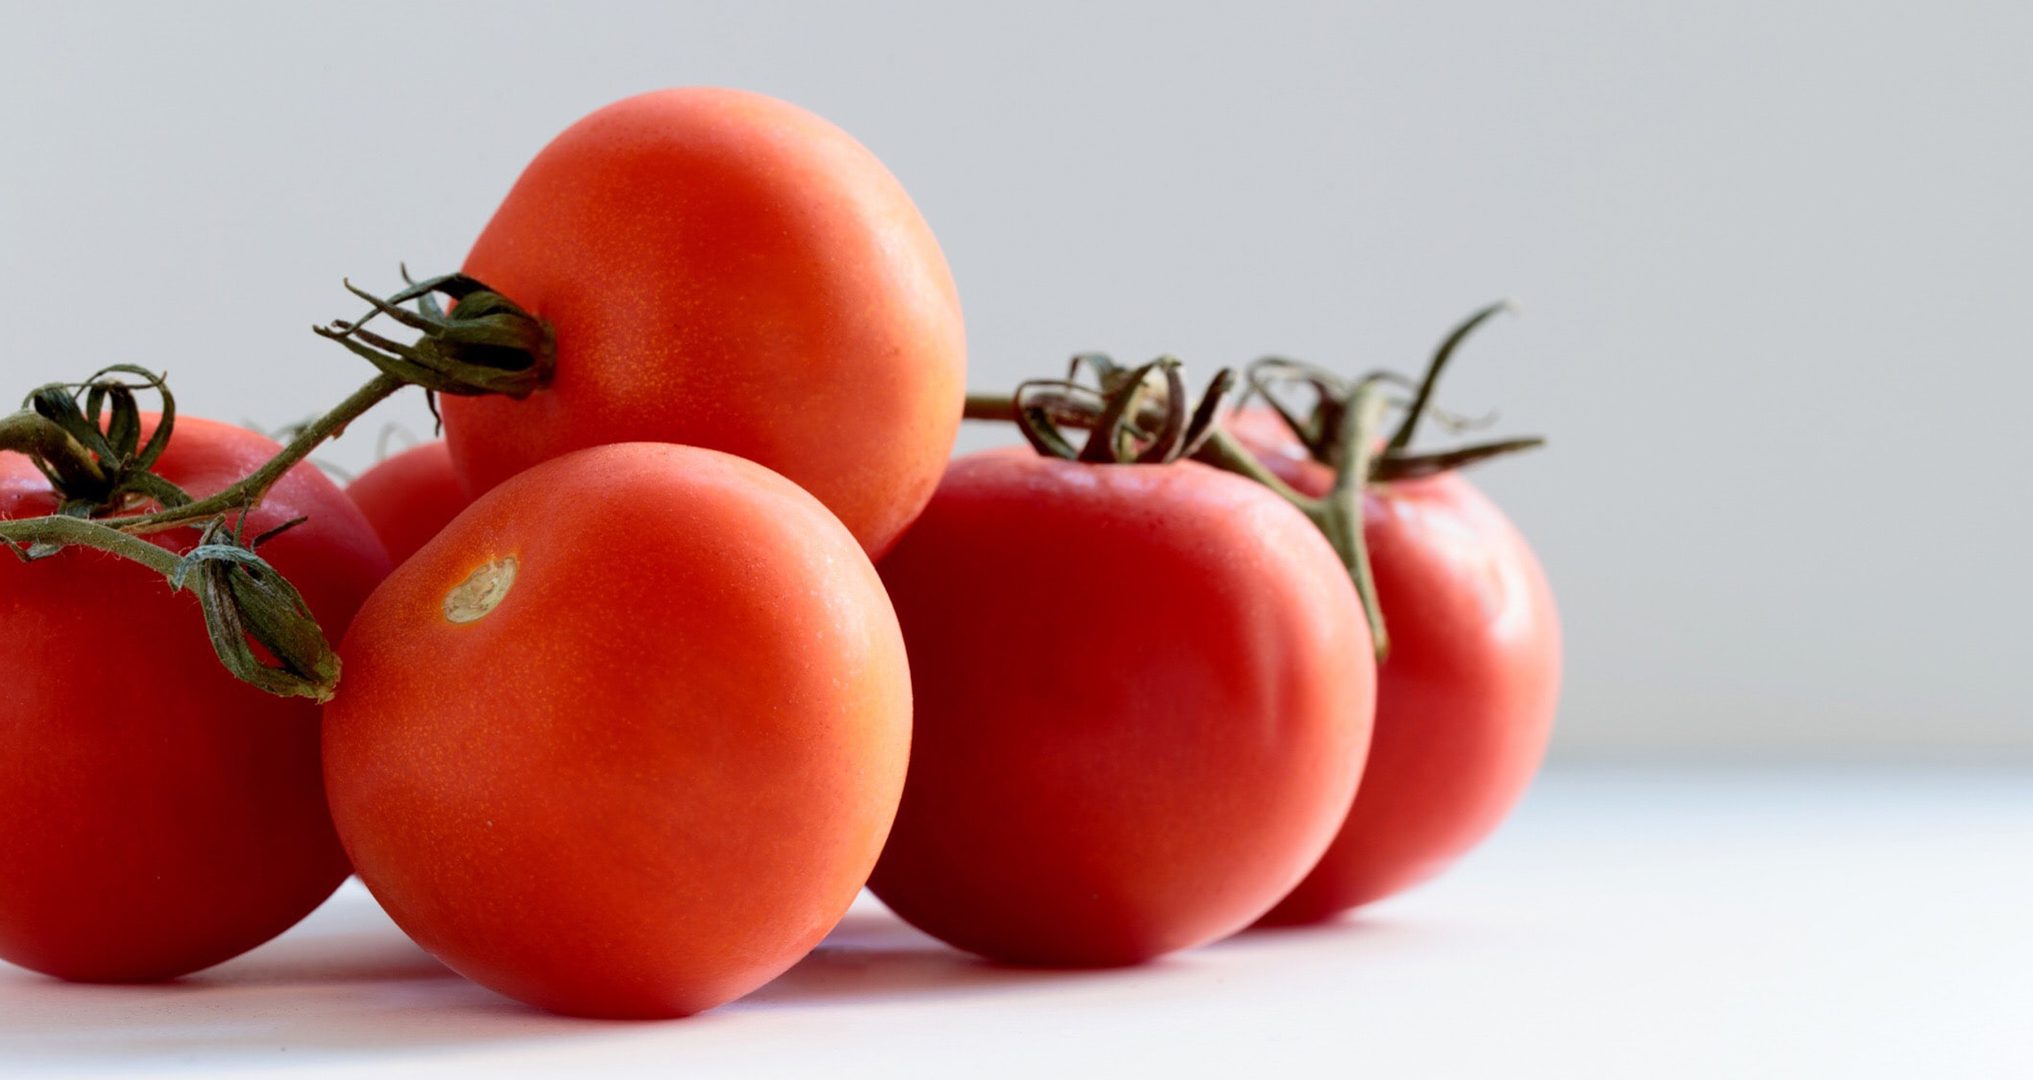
[
  {"x1": 172, "y1": 516, "x2": 344, "y2": 700},
  {"x1": 960, "y1": 301, "x2": 1546, "y2": 659},
  {"x1": 965, "y1": 357, "x2": 1393, "y2": 657},
  {"x1": 1, "y1": 366, "x2": 202, "y2": 566},
  {"x1": 1246, "y1": 300, "x2": 1545, "y2": 484},
  {"x1": 5, "y1": 365, "x2": 188, "y2": 524},
  {"x1": 1010, "y1": 356, "x2": 1233, "y2": 465},
  {"x1": 313, "y1": 269, "x2": 555, "y2": 422},
  {"x1": 0, "y1": 367, "x2": 344, "y2": 700},
  {"x1": 0, "y1": 272, "x2": 555, "y2": 700}
]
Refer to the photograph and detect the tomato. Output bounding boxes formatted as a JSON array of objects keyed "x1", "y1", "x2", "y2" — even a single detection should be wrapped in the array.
[
  {"x1": 1226, "y1": 408, "x2": 1561, "y2": 923},
  {"x1": 322, "y1": 442, "x2": 911, "y2": 1018},
  {"x1": 0, "y1": 415, "x2": 389, "y2": 982},
  {"x1": 868, "y1": 449, "x2": 1374, "y2": 966},
  {"x1": 346, "y1": 440, "x2": 471, "y2": 565},
  {"x1": 441, "y1": 87, "x2": 966, "y2": 559}
]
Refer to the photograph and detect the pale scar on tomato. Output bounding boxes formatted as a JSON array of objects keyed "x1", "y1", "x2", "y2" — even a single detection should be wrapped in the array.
[{"x1": 443, "y1": 556, "x2": 518, "y2": 624}]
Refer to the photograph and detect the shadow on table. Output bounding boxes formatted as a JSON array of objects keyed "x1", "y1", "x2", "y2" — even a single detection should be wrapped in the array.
[
  {"x1": 0, "y1": 894, "x2": 1156, "y2": 1067},
  {"x1": 1223, "y1": 910, "x2": 1414, "y2": 943},
  {"x1": 742, "y1": 908, "x2": 1153, "y2": 1008},
  {"x1": 0, "y1": 907, "x2": 630, "y2": 1068}
]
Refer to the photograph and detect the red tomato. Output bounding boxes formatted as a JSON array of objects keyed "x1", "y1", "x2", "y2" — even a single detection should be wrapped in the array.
[
  {"x1": 346, "y1": 440, "x2": 471, "y2": 565},
  {"x1": 442, "y1": 87, "x2": 966, "y2": 559},
  {"x1": 869, "y1": 449, "x2": 1374, "y2": 965},
  {"x1": 323, "y1": 443, "x2": 912, "y2": 1018},
  {"x1": 1226, "y1": 408, "x2": 1561, "y2": 923},
  {"x1": 0, "y1": 416, "x2": 390, "y2": 982}
]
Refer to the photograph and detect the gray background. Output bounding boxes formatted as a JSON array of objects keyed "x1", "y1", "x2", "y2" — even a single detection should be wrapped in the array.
[{"x1": 1, "y1": 2, "x2": 2025, "y2": 761}]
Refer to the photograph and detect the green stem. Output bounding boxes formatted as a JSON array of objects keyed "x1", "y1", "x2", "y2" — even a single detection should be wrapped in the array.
[
  {"x1": 963, "y1": 391, "x2": 1019, "y2": 422},
  {"x1": 1308, "y1": 383, "x2": 1388, "y2": 657},
  {"x1": 1191, "y1": 428, "x2": 1314, "y2": 504},
  {"x1": 0, "y1": 514, "x2": 183, "y2": 575},
  {"x1": 0, "y1": 272, "x2": 546, "y2": 702},
  {"x1": 109, "y1": 373, "x2": 405, "y2": 535}
]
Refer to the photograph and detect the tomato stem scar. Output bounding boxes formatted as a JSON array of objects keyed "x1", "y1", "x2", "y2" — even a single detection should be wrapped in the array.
[{"x1": 443, "y1": 556, "x2": 518, "y2": 624}]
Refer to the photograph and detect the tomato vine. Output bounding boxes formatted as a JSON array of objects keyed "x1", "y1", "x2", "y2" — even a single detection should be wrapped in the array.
[
  {"x1": 958, "y1": 301, "x2": 1544, "y2": 659},
  {"x1": 0, "y1": 272, "x2": 548, "y2": 701}
]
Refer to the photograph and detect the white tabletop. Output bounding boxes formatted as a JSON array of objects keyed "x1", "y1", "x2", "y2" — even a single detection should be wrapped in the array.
[{"x1": 5, "y1": 766, "x2": 2027, "y2": 1079}]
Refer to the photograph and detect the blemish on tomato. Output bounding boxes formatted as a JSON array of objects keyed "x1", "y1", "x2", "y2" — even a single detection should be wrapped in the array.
[{"x1": 444, "y1": 556, "x2": 518, "y2": 624}]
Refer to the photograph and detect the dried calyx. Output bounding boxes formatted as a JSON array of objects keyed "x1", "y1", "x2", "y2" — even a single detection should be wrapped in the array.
[
  {"x1": 962, "y1": 301, "x2": 1546, "y2": 660},
  {"x1": 0, "y1": 368, "x2": 342, "y2": 699},
  {"x1": 1011, "y1": 355, "x2": 1233, "y2": 465},
  {"x1": 970, "y1": 354, "x2": 1392, "y2": 657},
  {"x1": 10, "y1": 366, "x2": 187, "y2": 523},
  {"x1": 0, "y1": 269, "x2": 551, "y2": 700},
  {"x1": 314, "y1": 270, "x2": 555, "y2": 412},
  {"x1": 1244, "y1": 300, "x2": 1545, "y2": 483},
  {"x1": 172, "y1": 517, "x2": 340, "y2": 700}
]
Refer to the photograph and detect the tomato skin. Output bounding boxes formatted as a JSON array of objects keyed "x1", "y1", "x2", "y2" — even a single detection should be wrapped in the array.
[
  {"x1": 0, "y1": 416, "x2": 389, "y2": 982},
  {"x1": 442, "y1": 87, "x2": 966, "y2": 560},
  {"x1": 323, "y1": 443, "x2": 911, "y2": 1018},
  {"x1": 868, "y1": 449, "x2": 1374, "y2": 966},
  {"x1": 346, "y1": 441, "x2": 471, "y2": 565},
  {"x1": 1226, "y1": 409, "x2": 1562, "y2": 923}
]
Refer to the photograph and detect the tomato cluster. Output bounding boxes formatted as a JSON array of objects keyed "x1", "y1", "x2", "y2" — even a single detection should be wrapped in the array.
[{"x1": 0, "y1": 88, "x2": 1558, "y2": 1019}]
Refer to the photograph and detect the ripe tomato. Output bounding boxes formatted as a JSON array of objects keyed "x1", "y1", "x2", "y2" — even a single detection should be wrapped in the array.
[
  {"x1": 869, "y1": 449, "x2": 1374, "y2": 966},
  {"x1": 1226, "y1": 408, "x2": 1561, "y2": 923},
  {"x1": 346, "y1": 440, "x2": 470, "y2": 565},
  {"x1": 442, "y1": 87, "x2": 966, "y2": 559},
  {"x1": 0, "y1": 415, "x2": 389, "y2": 982},
  {"x1": 323, "y1": 442, "x2": 912, "y2": 1018}
]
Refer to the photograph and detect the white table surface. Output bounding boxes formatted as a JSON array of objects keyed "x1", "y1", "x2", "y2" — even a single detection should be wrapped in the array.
[{"x1": 4, "y1": 766, "x2": 2027, "y2": 1079}]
